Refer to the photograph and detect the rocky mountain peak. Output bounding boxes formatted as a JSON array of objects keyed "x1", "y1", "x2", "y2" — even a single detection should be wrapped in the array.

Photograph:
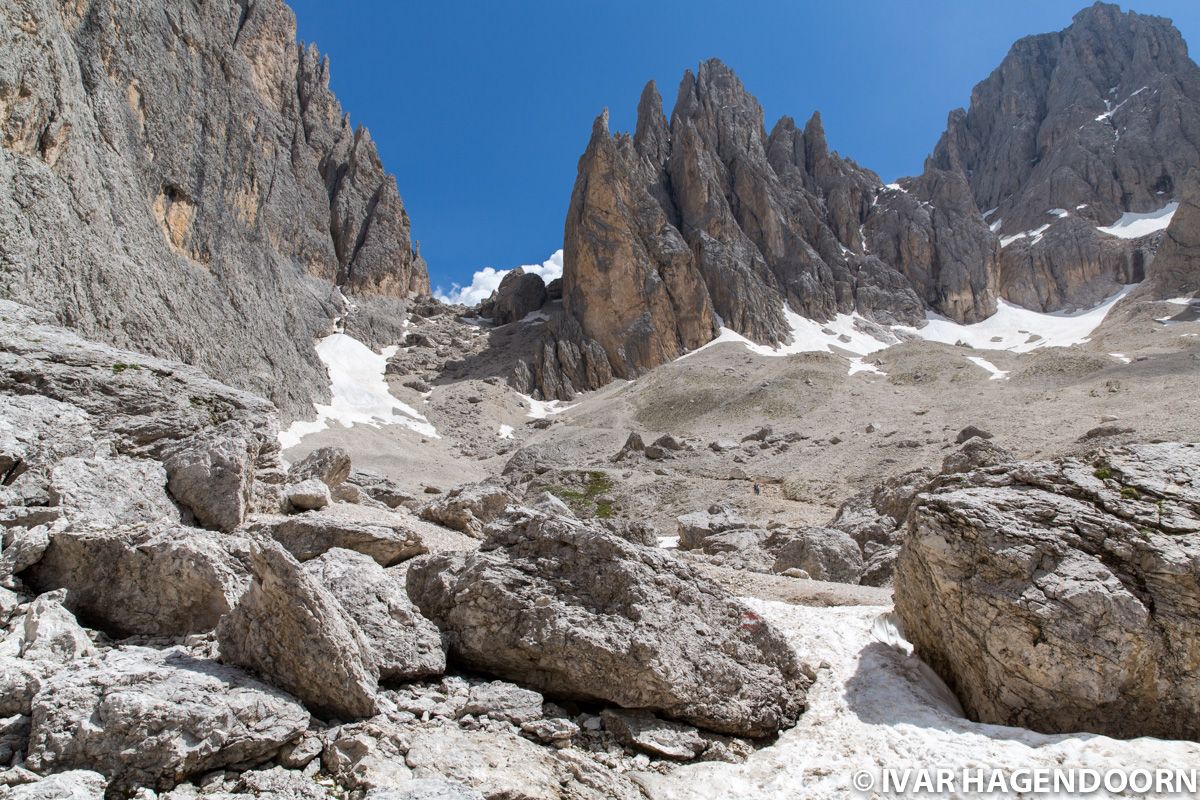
[{"x1": 633, "y1": 80, "x2": 671, "y2": 165}]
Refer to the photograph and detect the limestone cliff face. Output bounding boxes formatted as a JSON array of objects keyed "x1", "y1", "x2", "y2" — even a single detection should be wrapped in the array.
[
  {"x1": 930, "y1": 2, "x2": 1200, "y2": 311},
  {"x1": 542, "y1": 4, "x2": 1200, "y2": 398},
  {"x1": 0, "y1": 0, "x2": 428, "y2": 420},
  {"x1": 554, "y1": 60, "x2": 987, "y2": 394}
]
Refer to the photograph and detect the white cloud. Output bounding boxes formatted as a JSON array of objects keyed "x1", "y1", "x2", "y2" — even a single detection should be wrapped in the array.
[{"x1": 435, "y1": 249, "x2": 563, "y2": 306}]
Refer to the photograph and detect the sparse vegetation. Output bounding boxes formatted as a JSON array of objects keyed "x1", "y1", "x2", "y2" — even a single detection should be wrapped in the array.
[
  {"x1": 1093, "y1": 466, "x2": 1113, "y2": 480},
  {"x1": 1120, "y1": 486, "x2": 1141, "y2": 501},
  {"x1": 548, "y1": 470, "x2": 615, "y2": 519},
  {"x1": 112, "y1": 362, "x2": 142, "y2": 374}
]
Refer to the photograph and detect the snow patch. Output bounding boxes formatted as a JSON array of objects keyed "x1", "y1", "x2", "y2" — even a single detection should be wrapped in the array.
[
  {"x1": 435, "y1": 250, "x2": 563, "y2": 306},
  {"x1": 657, "y1": 536, "x2": 680, "y2": 549},
  {"x1": 646, "y1": 600, "x2": 1200, "y2": 800},
  {"x1": 497, "y1": 424, "x2": 514, "y2": 439},
  {"x1": 1096, "y1": 201, "x2": 1178, "y2": 239},
  {"x1": 1110, "y1": 353, "x2": 1132, "y2": 363},
  {"x1": 898, "y1": 285, "x2": 1133, "y2": 353},
  {"x1": 1000, "y1": 223, "x2": 1050, "y2": 248},
  {"x1": 1095, "y1": 86, "x2": 1148, "y2": 122},
  {"x1": 280, "y1": 333, "x2": 438, "y2": 449},
  {"x1": 1048, "y1": 208, "x2": 1070, "y2": 218},
  {"x1": 517, "y1": 393, "x2": 577, "y2": 419},
  {"x1": 847, "y1": 357, "x2": 885, "y2": 376},
  {"x1": 966, "y1": 356, "x2": 1008, "y2": 380}
]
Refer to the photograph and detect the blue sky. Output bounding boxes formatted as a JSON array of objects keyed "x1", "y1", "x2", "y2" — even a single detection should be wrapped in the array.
[{"x1": 286, "y1": 1, "x2": 1200, "y2": 295}]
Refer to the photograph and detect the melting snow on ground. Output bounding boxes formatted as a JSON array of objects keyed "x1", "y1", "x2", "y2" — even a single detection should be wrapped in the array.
[
  {"x1": 641, "y1": 600, "x2": 1200, "y2": 800},
  {"x1": 897, "y1": 285, "x2": 1134, "y2": 353},
  {"x1": 656, "y1": 536, "x2": 680, "y2": 549},
  {"x1": 1111, "y1": 353, "x2": 1132, "y2": 364},
  {"x1": 684, "y1": 285, "x2": 1130, "y2": 374},
  {"x1": 966, "y1": 356, "x2": 1008, "y2": 380},
  {"x1": 497, "y1": 424, "x2": 514, "y2": 439},
  {"x1": 279, "y1": 333, "x2": 438, "y2": 449},
  {"x1": 1096, "y1": 201, "x2": 1178, "y2": 239},
  {"x1": 684, "y1": 308, "x2": 892, "y2": 376},
  {"x1": 516, "y1": 393, "x2": 577, "y2": 419}
]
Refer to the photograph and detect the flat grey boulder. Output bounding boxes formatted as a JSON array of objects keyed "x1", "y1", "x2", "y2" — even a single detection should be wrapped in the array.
[
  {"x1": 895, "y1": 442, "x2": 1200, "y2": 740},
  {"x1": 459, "y1": 681, "x2": 543, "y2": 725},
  {"x1": 25, "y1": 524, "x2": 249, "y2": 637},
  {"x1": 408, "y1": 509, "x2": 809, "y2": 736},
  {"x1": 302, "y1": 548, "x2": 445, "y2": 682},
  {"x1": 1, "y1": 526, "x2": 50, "y2": 584},
  {"x1": 600, "y1": 708, "x2": 707, "y2": 760},
  {"x1": 419, "y1": 483, "x2": 515, "y2": 538},
  {"x1": 242, "y1": 504, "x2": 426, "y2": 566},
  {"x1": 25, "y1": 647, "x2": 308, "y2": 794},
  {"x1": 217, "y1": 539, "x2": 379, "y2": 720},
  {"x1": 286, "y1": 479, "x2": 332, "y2": 512}
]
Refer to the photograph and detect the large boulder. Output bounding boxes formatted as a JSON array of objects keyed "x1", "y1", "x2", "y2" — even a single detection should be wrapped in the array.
[
  {"x1": 489, "y1": 269, "x2": 548, "y2": 326},
  {"x1": 216, "y1": 539, "x2": 379, "y2": 720},
  {"x1": 408, "y1": 509, "x2": 809, "y2": 736},
  {"x1": 1, "y1": 770, "x2": 107, "y2": 799},
  {"x1": 302, "y1": 548, "x2": 445, "y2": 682},
  {"x1": 19, "y1": 592, "x2": 96, "y2": 665},
  {"x1": 162, "y1": 422, "x2": 266, "y2": 532},
  {"x1": 287, "y1": 446, "x2": 353, "y2": 488},
  {"x1": 25, "y1": 524, "x2": 249, "y2": 637},
  {"x1": 25, "y1": 647, "x2": 308, "y2": 794},
  {"x1": 419, "y1": 483, "x2": 515, "y2": 538},
  {"x1": 47, "y1": 456, "x2": 180, "y2": 529},
  {"x1": 767, "y1": 526, "x2": 864, "y2": 584},
  {"x1": 241, "y1": 504, "x2": 426, "y2": 566},
  {"x1": 895, "y1": 442, "x2": 1200, "y2": 740}
]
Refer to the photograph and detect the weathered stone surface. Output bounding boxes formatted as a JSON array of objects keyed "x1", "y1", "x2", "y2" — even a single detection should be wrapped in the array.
[
  {"x1": 601, "y1": 708, "x2": 706, "y2": 760},
  {"x1": 0, "y1": 0, "x2": 427, "y2": 422},
  {"x1": 408, "y1": 509, "x2": 809, "y2": 736},
  {"x1": 895, "y1": 442, "x2": 1200, "y2": 739},
  {"x1": 19, "y1": 592, "x2": 95, "y2": 665},
  {"x1": 459, "y1": 681, "x2": 543, "y2": 725},
  {"x1": 767, "y1": 527, "x2": 864, "y2": 584},
  {"x1": 1, "y1": 527, "x2": 50, "y2": 584},
  {"x1": 321, "y1": 720, "x2": 412, "y2": 791},
  {"x1": 404, "y1": 723, "x2": 643, "y2": 800},
  {"x1": 217, "y1": 539, "x2": 379, "y2": 720},
  {"x1": 25, "y1": 647, "x2": 308, "y2": 794},
  {"x1": 0, "y1": 657, "x2": 43, "y2": 716},
  {"x1": 364, "y1": 780, "x2": 485, "y2": 800},
  {"x1": 419, "y1": 483, "x2": 515, "y2": 538},
  {"x1": 47, "y1": 456, "x2": 179, "y2": 529},
  {"x1": 25, "y1": 525, "x2": 249, "y2": 637},
  {"x1": 1, "y1": 770, "x2": 107, "y2": 799},
  {"x1": 286, "y1": 479, "x2": 332, "y2": 512},
  {"x1": 302, "y1": 548, "x2": 444, "y2": 682},
  {"x1": 288, "y1": 447, "x2": 353, "y2": 489},
  {"x1": 242, "y1": 504, "x2": 426, "y2": 566},
  {"x1": 0, "y1": 302, "x2": 284, "y2": 532},
  {"x1": 346, "y1": 469, "x2": 415, "y2": 509}
]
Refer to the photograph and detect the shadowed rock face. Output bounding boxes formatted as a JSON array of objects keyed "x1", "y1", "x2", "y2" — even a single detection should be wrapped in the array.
[
  {"x1": 0, "y1": 0, "x2": 428, "y2": 420},
  {"x1": 930, "y1": 2, "x2": 1200, "y2": 311}
]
